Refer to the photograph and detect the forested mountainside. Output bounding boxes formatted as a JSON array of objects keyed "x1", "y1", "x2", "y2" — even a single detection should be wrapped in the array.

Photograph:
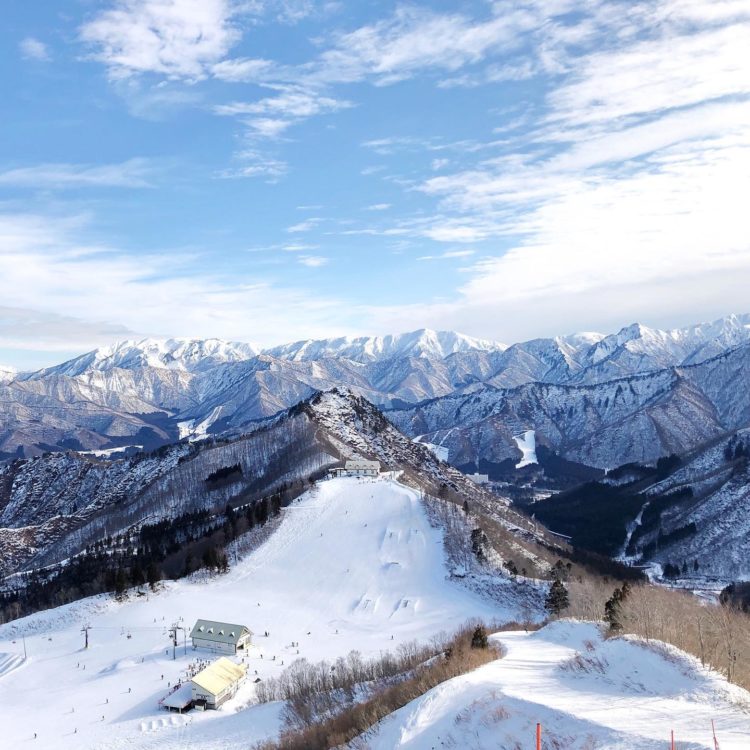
[
  {"x1": 519, "y1": 428, "x2": 750, "y2": 582},
  {"x1": 389, "y1": 342, "x2": 750, "y2": 470},
  {"x1": 0, "y1": 390, "x2": 570, "y2": 592}
]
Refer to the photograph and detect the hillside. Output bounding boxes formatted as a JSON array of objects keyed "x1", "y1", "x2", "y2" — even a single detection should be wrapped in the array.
[
  {"x1": 389, "y1": 343, "x2": 750, "y2": 470},
  {"x1": 363, "y1": 620, "x2": 750, "y2": 749},
  {"x1": 0, "y1": 476, "x2": 537, "y2": 750},
  {"x1": 520, "y1": 429, "x2": 750, "y2": 583},
  {"x1": 1, "y1": 388, "x2": 562, "y2": 595}
]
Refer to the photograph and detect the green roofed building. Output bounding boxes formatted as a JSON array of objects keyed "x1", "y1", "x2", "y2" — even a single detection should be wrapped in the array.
[{"x1": 190, "y1": 619, "x2": 252, "y2": 654}]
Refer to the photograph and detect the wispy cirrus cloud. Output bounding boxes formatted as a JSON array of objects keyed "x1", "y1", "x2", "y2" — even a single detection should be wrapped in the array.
[
  {"x1": 417, "y1": 249, "x2": 474, "y2": 261},
  {"x1": 0, "y1": 158, "x2": 159, "y2": 189},
  {"x1": 215, "y1": 149, "x2": 288, "y2": 181},
  {"x1": 287, "y1": 217, "x2": 322, "y2": 233},
  {"x1": 214, "y1": 85, "x2": 353, "y2": 138},
  {"x1": 297, "y1": 254, "x2": 328, "y2": 267},
  {"x1": 365, "y1": 0, "x2": 750, "y2": 339}
]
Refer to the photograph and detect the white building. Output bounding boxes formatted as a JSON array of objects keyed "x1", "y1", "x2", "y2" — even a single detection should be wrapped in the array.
[
  {"x1": 190, "y1": 619, "x2": 252, "y2": 654},
  {"x1": 331, "y1": 459, "x2": 381, "y2": 477},
  {"x1": 191, "y1": 657, "x2": 247, "y2": 710},
  {"x1": 467, "y1": 472, "x2": 489, "y2": 485}
]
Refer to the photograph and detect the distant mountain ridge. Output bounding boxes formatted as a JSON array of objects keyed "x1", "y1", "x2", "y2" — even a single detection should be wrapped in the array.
[{"x1": 0, "y1": 314, "x2": 749, "y2": 464}]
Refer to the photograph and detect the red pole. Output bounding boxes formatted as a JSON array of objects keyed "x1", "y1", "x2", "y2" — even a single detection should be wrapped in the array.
[
  {"x1": 712, "y1": 719, "x2": 720, "y2": 750},
  {"x1": 536, "y1": 722, "x2": 541, "y2": 750},
  {"x1": 671, "y1": 729, "x2": 675, "y2": 750}
]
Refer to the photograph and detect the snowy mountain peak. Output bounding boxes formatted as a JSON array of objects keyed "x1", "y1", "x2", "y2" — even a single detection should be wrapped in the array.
[
  {"x1": 265, "y1": 328, "x2": 506, "y2": 363},
  {"x1": 31, "y1": 337, "x2": 260, "y2": 378},
  {"x1": 0, "y1": 365, "x2": 16, "y2": 383}
]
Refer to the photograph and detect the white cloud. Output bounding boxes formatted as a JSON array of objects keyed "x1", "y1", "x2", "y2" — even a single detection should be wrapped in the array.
[
  {"x1": 546, "y1": 20, "x2": 750, "y2": 129},
  {"x1": 287, "y1": 217, "x2": 322, "y2": 233},
  {"x1": 215, "y1": 150, "x2": 287, "y2": 181},
  {"x1": 417, "y1": 249, "x2": 475, "y2": 261},
  {"x1": 79, "y1": 0, "x2": 241, "y2": 80},
  {"x1": 0, "y1": 211, "x2": 350, "y2": 353},
  {"x1": 298, "y1": 255, "x2": 328, "y2": 267},
  {"x1": 358, "y1": 3, "x2": 750, "y2": 339},
  {"x1": 0, "y1": 158, "x2": 158, "y2": 189},
  {"x1": 365, "y1": 203, "x2": 390, "y2": 211},
  {"x1": 282, "y1": 243, "x2": 317, "y2": 251},
  {"x1": 20, "y1": 37, "x2": 51, "y2": 62},
  {"x1": 211, "y1": 56, "x2": 275, "y2": 82},
  {"x1": 309, "y1": 5, "x2": 536, "y2": 86},
  {"x1": 214, "y1": 85, "x2": 352, "y2": 139}
]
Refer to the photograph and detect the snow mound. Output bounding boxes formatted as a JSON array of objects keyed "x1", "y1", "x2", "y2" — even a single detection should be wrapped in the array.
[{"x1": 365, "y1": 620, "x2": 750, "y2": 749}]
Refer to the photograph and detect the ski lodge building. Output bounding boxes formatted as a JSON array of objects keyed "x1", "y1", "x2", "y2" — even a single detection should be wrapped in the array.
[
  {"x1": 190, "y1": 619, "x2": 252, "y2": 654},
  {"x1": 330, "y1": 459, "x2": 381, "y2": 478},
  {"x1": 190, "y1": 657, "x2": 247, "y2": 710}
]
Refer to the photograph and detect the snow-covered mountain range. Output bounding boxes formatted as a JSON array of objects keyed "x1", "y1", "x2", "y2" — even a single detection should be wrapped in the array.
[{"x1": 2, "y1": 314, "x2": 750, "y2": 469}]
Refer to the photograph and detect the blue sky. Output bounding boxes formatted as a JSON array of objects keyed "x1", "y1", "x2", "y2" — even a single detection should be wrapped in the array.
[{"x1": 1, "y1": 0, "x2": 749, "y2": 368}]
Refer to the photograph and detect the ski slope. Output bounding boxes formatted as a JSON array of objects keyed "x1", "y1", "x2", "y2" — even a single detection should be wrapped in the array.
[
  {"x1": 0, "y1": 477, "x2": 519, "y2": 749},
  {"x1": 513, "y1": 429, "x2": 537, "y2": 468},
  {"x1": 365, "y1": 620, "x2": 750, "y2": 749}
]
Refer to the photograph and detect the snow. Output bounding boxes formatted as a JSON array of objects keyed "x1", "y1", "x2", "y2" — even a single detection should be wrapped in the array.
[
  {"x1": 265, "y1": 329, "x2": 506, "y2": 363},
  {"x1": 365, "y1": 620, "x2": 750, "y2": 749},
  {"x1": 79, "y1": 445, "x2": 143, "y2": 458},
  {"x1": 177, "y1": 406, "x2": 223, "y2": 440},
  {"x1": 513, "y1": 430, "x2": 537, "y2": 468},
  {"x1": 413, "y1": 434, "x2": 450, "y2": 463},
  {"x1": 0, "y1": 477, "x2": 516, "y2": 749}
]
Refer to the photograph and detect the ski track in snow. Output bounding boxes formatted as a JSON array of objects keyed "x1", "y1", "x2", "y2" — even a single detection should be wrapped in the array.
[
  {"x1": 0, "y1": 477, "x2": 513, "y2": 750},
  {"x1": 366, "y1": 621, "x2": 750, "y2": 749}
]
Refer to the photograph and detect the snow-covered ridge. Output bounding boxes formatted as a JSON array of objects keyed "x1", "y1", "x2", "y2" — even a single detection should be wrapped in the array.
[
  {"x1": 265, "y1": 328, "x2": 507, "y2": 362},
  {"x1": 27, "y1": 337, "x2": 260, "y2": 378},
  {"x1": 364, "y1": 620, "x2": 750, "y2": 749},
  {"x1": 19, "y1": 314, "x2": 750, "y2": 377},
  {"x1": 4, "y1": 313, "x2": 750, "y2": 461}
]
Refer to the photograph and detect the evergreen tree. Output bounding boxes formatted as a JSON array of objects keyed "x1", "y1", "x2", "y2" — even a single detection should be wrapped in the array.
[
  {"x1": 603, "y1": 583, "x2": 631, "y2": 631},
  {"x1": 114, "y1": 567, "x2": 128, "y2": 598},
  {"x1": 146, "y1": 561, "x2": 161, "y2": 590},
  {"x1": 545, "y1": 579, "x2": 570, "y2": 617},
  {"x1": 131, "y1": 562, "x2": 145, "y2": 587},
  {"x1": 470, "y1": 625, "x2": 489, "y2": 649}
]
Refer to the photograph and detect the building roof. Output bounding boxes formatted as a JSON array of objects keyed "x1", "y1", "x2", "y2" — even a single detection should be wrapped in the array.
[
  {"x1": 191, "y1": 657, "x2": 246, "y2": 697},
  {"x1": 345, "y1": 459, "x2": 380, "y2": 470},
  {"x1": 162, "y1": 683, "x2": 193, "y2": 709},
  {"x1": 189, "y1": 619, "x2": 252, "y2": 646}
]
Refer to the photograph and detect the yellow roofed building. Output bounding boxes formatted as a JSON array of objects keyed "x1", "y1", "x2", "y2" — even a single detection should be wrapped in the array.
[{"x1": 190, "y1": 657, "x2": 247, "y2": 710}]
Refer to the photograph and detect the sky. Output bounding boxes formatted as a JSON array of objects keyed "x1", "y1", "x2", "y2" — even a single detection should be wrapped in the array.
[{"x1": 1, "y1": 0, "x2": 750, "y2": 369}]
